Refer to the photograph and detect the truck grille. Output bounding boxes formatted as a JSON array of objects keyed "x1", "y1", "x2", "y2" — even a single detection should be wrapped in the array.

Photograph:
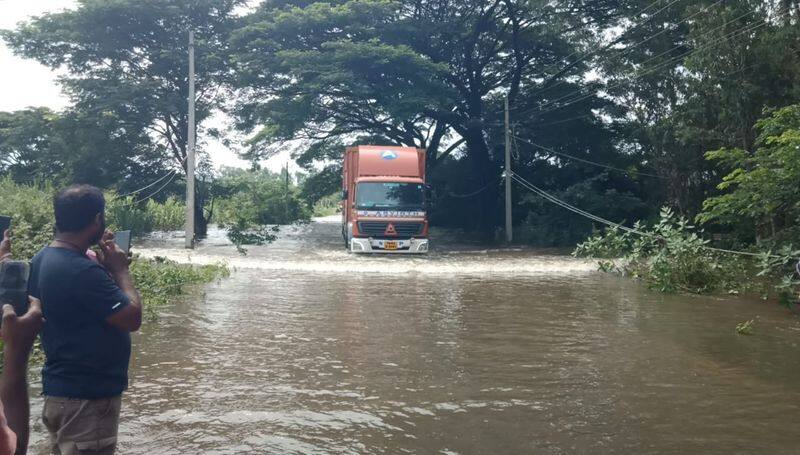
[{"x1": 358, "y1": 222, "x2": 423, "y2": 238}]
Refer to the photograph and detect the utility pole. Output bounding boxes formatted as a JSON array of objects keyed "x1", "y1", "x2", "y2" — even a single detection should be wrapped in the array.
[
  {"x1": 504, "y1": 96, "x2": 513, "y2": 243},
  {"x1": 185, "y1": 30, "x2": 196, "y2": 249}
]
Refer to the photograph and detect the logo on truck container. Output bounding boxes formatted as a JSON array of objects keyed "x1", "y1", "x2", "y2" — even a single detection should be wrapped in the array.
[{"x1": 380, "y1": 150, "x2": 398, "y2": 160}]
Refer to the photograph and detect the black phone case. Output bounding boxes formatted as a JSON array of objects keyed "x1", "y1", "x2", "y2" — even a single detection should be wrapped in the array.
[
  {"x1": 0, "y1": 216, "x2": 11, "y2": 235},
  {"x1": 0, "y1": 261, "x2": 29, "y2": 323}
]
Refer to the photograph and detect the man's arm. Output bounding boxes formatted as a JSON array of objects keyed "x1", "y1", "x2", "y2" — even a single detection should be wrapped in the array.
[
  {"x1": 0, "y1": 298, "x2": 43, "y2": 455},
  {"x1": 98, "y1": 237, "x2": 141, "y2": 332}
]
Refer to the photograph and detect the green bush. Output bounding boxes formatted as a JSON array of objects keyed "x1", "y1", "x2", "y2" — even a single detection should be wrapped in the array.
[
  {"x1": 212, "y1": 168, "x2": 311, "y2": 253},
  {"x1": 0, "y1": 178, "x2": 56, "y2": 259},
  {"x1": 144, "y1": 197, "x2": 184, "y2": 231},
  {"x1": 0, "y1": 178, "x2": 187, "y2": 260},
  {"x1": 106, "y1": 195, "x2": 185, "y2": 235},
  {"x1": 312, "y1": 193, "x2": 340, "y2": 217},
  {"x1": 575, "y1": 207, "x2": 799, "y2": 302},
  {"x1": 130, "y1": 256, "x2": 229, "y2": 320}
]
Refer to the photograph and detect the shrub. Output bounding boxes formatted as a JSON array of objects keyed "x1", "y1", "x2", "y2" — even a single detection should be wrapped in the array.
[
  {"x1": 213, "y1": 168, "x2": 311, "y2": 253},
  {"x1": 0, "y1": 178, "x2": 56, "y2": 259},
  {"x1": 106, "y1": 195, "x2": 185, "y2": 235},
  {"x1": 575, "y1": 207, "x2": 799, "y2": 302},
  {"x1": 312, "y1": 193, "x2": 341, "y2": 217},
  {"x1": 144, "y1": 197, "x2": 184, "y2": 231},
  {"x1": 130, "y1": 257, "x2": 229, "y2": 321}
]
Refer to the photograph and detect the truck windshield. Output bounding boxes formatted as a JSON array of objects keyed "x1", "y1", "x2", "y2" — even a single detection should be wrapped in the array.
[{"x1": 356, "y1": 182, "x2": 424, "y2": 210}]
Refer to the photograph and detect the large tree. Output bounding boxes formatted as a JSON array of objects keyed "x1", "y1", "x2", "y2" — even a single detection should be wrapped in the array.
[
  {"x1": 231, "y1": 0, "x2": 635, "y2": 234},
  {"x1": 597, "y1": 0, "x2": 800, "y2": 215},
  {"x1": 1, "y1": 0, "x2": 244, "y2": 234},
  {"x1": 0, "y1": 107, "x2": 175, "y2": 193}
]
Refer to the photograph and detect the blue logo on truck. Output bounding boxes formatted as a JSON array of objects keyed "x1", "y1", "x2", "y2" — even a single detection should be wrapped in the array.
[{"x1": 381, "y1": 150, "x2": 398, "y2": 160}]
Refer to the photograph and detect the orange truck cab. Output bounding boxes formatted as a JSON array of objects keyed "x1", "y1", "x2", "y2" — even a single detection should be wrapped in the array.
[{"x1": 341, "y1": 145, "x2": 430, "y2": 253}]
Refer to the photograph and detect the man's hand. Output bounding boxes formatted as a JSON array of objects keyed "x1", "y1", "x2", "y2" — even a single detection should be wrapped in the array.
[
  {"x1": 97, "y1": 236, "x2": 129, "y2": 275},
  {"x1": 0, "y1": 230, "x2": 11, "y2": 262},
  {"x1": 1, "y1": 297, "x2": 43, "y2": 357},
  {"x1": 101, "y1": 229, "x2": 114, "y2": 244},
  {"x1": 0, "y1": 297, "x2": 41, "y2": 455}
]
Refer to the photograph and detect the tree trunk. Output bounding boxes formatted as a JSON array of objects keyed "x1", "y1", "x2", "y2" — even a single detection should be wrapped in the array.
[
  {"x1": 195, "y1": 197, "x2": 208, "y2": 238},
  {"x1": 463, "y1": 125, "x2": 498, "y2": 238}
]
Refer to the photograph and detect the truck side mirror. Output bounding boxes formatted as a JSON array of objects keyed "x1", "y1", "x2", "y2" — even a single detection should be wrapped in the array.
[{"x1": 341, "y1": 189, "x2": 348, "y2": 200}]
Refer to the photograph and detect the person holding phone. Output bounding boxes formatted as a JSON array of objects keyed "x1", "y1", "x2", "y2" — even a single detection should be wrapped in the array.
[
  {"x1": 29, "y1": 185, "x2": 141, "y2": 455},
  {"x1": 0, "y1": 228, "x2": 45, "y2": 455}
]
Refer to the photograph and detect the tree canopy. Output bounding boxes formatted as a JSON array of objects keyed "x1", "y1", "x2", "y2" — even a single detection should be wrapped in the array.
[{"x1": 1, "y1": 0, "x2": 800, "y2": 248}]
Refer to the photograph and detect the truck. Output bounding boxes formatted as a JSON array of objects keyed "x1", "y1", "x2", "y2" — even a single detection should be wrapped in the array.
[{"x1": 341, "y1": 145, "x2": 429, "y2": 253}]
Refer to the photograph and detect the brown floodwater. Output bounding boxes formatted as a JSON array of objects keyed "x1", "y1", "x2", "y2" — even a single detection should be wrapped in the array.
[{"x1": 27, "y1": 218, "x2": 800, "y2": 454}]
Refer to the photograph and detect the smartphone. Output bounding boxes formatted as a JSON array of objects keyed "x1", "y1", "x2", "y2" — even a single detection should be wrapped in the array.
[
  {"x1": 0, "y1": 216, "x2": 11, "y2": 236},
  {"x1": 0, "y1": 261, "x2": 30, "y2": 324},
  {"x1": 115, "y1": 230, "x2": 132, "y2": 254}
]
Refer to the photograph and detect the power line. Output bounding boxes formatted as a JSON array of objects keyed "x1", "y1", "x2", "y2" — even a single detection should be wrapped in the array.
[
  {"x1": 513, "y1": 135, "x2": 667, "y2": 179},
  {"x1": 445, "y1": 179, "x2": 499, "y2": 199},
  {"x1": 524, "y1": 0, "x2": 693, "y2": 105},
  {"x1": 531, "y1": 9, "x2": 776, "y2": 117},
  {"x1": 510, "y1": 172, "x2": 785, "y2": 259},
  {"x1": 118, "y1": 169, "x2": 178, "y2": 197},
  {"x1": 522, "y1": 0, "x2": 670, "y2": 86},
  {"x1": 134, "y1": 171, "x2": 179, "y2": 204},
  {"x1": 526, "y1": 6, "x2": 757, "y2": 117}
]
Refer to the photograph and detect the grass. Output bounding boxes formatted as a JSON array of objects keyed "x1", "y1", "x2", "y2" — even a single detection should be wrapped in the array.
[
  {"x1": 736, "y1": 319, "x2": 756, "y2": 335},
  {"x1": 131, "y1": 256, "x2": 229, "y2": 321}
]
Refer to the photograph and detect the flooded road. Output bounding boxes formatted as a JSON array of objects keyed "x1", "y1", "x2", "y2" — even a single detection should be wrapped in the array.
[{"x1": 29, "y1": 218, "x2": 800, "y2": 454}]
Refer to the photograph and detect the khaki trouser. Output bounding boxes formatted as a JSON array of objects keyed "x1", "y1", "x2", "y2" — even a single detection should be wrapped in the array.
[{"x1": 42, "y1": 395, "x2": 122, "y2": 455}]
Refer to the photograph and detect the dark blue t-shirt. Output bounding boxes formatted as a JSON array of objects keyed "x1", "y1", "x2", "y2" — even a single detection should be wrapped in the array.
[{"x1": 29, "y1": 246, "x2": 131, "y2": 399}]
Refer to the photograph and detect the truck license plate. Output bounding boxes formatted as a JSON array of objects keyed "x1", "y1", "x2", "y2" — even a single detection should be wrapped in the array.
[{"x1": 384, "y1": 241, "x2": 398, "y2": 250}]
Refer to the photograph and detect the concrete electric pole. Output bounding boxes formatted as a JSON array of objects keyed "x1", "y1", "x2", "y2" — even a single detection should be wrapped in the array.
[
  {"x1": 185, "y1": 30, "x2": 196, "y2": 249},
  {"x1": 504, "y1": 96, "x2": 513, "y2": 243}
]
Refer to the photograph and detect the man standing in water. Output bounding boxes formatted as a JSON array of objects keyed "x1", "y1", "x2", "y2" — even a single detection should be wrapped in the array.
[{"x1": 29, "y1": 185, "x2": 141, "y2": 454}]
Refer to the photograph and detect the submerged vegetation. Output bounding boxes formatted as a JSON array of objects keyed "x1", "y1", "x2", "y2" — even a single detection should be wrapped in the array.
[
  {"x1": 213, "y1": 167, "x2": 310, "y2": 254},
  {"x1": 575, "y1": 208, "x2": 800, "y2": 308},
  {"x1": 131, "y1": 257, "x2": 229, "y2": 321}
]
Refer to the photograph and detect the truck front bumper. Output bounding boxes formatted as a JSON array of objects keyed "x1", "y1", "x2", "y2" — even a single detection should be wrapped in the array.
[{"x1": 350, "y1": 238, "x2": 429, "y2": 254}]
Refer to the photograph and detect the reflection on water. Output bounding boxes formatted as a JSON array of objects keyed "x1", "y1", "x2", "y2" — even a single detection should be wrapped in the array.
[{"x1": 28, "y1": 219, "x2": 800, "y2": 454}]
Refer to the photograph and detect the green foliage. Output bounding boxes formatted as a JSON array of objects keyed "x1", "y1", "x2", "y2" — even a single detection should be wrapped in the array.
[
  {"x1": 299, "y1": 165, "x2": 342, "y2": 208},
  {"x1": 576, "y1": 208, "x2": 719, "y2": 293},
  {"x1": 573, "y1": 227, "x2": 630, "y2": 259},
  {"x1": 213, "y1": 167, "x2": 311, "y2": 253},
  {"x1": 106, "y1": 195, "x2": 186, "y2": 234},
  {"x1": 0, "y1": 108, "x2": 175, "y2": 194},
  {"x1": 0, "y1": 178, "x2": 187, "y2": 260},
  {"x1": 736, "y1": 319, "x2": 755, "y2": 335},
  {"x1": 1, "y1": 0, "x2": 242, "y2": 170},
  {"x1": 0, "y1": 178, "x2": 55, "y2": 260},
  {"x1": 2, "y1": 1, "x2": 246, "y2": 236},
  {"x1": 231, "y1": 0, "x2": 624, "y2": 234},
  {"x1": 515, "y1": 173, "x2": 647, "y2": 247},
  {"x1": 699, "y1": 105, "x2": 800, "y2": 245},
  {"x1": 575, "y1": 207, "x2": 800, "y2": 302},
  {"x1": 130, "y1": 256, "x2": 229, "y2": 321},
  {"x1": 312, "y1": 193, "x2": 341, "y2": 217}
]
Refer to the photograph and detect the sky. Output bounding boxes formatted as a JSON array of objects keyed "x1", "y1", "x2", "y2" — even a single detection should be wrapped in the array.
[{"x1": 0, "y1": 0, "x2": 295, "y2": 172}]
